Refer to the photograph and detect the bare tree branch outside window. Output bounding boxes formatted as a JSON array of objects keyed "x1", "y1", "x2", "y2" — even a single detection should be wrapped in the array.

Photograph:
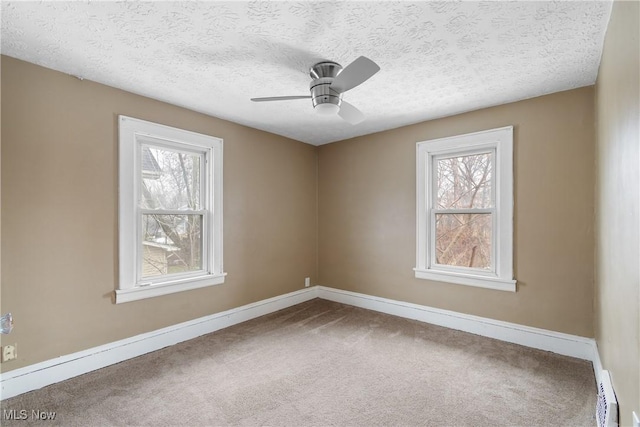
[
  {"x1": 140, "y1": 147, "x2": 203, "y2": 277},
  {"x1": 434, "y1": 152, "x2": 493, "y2": 269}
]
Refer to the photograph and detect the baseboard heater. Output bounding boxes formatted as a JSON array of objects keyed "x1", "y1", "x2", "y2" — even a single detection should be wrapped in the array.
[{"x1": 596, "y1": 370, "x2": 618, "y2": 427}]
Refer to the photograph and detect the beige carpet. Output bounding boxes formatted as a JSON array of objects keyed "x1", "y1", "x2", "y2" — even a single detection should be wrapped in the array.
[{"x1": 1, "y1": 299, "x2": 596, "y2": 426}]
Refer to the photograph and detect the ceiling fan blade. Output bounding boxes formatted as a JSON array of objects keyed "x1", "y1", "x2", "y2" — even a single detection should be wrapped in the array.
[
  {"x1": 338, "y1": 101, "x2": 366, "y2": 125},
  {"x1": 330, "y1": 56, "x2": 380, "y2": 94},
  {"x1": 251, "y1": 96, "x2": 311, "y2": 102}
]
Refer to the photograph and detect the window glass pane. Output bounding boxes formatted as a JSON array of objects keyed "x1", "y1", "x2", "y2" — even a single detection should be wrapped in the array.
[
  {"x1": 141, "y1": 146, "x2": 201, "y2": 210},
  {"x1": 435, "y1": 213, "x2": 492, "y2": 269},
  {"x1": 436, "y1": 152, "x2": 493, "y2": 209},
  {"x1": 142, "y1": 214, "x2": 202, "y2": 278}
]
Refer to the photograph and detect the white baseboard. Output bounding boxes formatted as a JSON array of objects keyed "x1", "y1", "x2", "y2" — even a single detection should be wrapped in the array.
[
  {"x1": 0, "y1": 287, "x2": 318, "y2": 400},
  {"x1": 591, "y1": 342, "x2": 603, "y2": 386},
  {"x1": 316, "y1": 286, "x2": 598, "y2": 363},
  {"x1": 1, "y1": 284, "x2": 601, "y2": 401}
]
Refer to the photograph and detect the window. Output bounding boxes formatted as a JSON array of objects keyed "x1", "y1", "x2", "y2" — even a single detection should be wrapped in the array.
[
  {"x1": 415, "y1": 126, "x2": 515, "y2": 291},
  {"x1": 117, "y1": 116, "x2": 224, "y2": 303}
]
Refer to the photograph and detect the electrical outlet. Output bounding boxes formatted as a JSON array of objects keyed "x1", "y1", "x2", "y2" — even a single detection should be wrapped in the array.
[
  {"x1": 304, "y1": 277, "x2": 310, "y2": 287},
  {"x1": 2, "y1": 343, "x2": 17, "y2": 362},
  {"x1": 632, "y1": 411, "x2": 639, "y2": 427}
]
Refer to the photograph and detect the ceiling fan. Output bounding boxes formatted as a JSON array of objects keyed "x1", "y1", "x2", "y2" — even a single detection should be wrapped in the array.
[{"x1": 251, "y1": 56, "x2": 380, "y2": 125}]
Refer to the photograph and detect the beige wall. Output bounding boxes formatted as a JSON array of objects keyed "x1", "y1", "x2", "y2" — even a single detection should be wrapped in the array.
[
  {"x1": 0, "y1": 56, "x2": 318, "y2": 372},
  {"x1": 594, "y1": 0, "x2": 640, "y2": 425},
  {"x1": 319, "y1": 87, "x2": 595, "y2": 337},
  {"x1": 1, "y1": 34, "x2": 623, "y2": 404}
]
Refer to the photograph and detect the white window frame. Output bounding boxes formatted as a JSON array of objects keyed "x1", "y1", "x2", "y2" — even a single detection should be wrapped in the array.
[
  {"x1": 117, "y1": 116, "x2": 225, "y2": 303},
  {"x1": 415, "y1": 126, "x2": 515, "y2": 292}
]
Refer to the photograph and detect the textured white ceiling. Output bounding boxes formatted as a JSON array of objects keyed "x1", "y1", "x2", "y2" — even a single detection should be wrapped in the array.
[{"x1": 1, "y1": 1, "x2": 612, "y2": 145}]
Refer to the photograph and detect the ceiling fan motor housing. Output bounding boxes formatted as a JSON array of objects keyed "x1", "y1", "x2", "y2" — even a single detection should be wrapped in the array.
[
  {"x1": 310, "y1": 77, "x2": 342, "y2": 108},
  {"x1": 309, "y1": 61, "x2": 343, "y2": 109}
]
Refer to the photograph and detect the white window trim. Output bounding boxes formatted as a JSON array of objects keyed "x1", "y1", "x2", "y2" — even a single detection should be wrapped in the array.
[
  {"x1": 117, "y1": 116, "x2": 225, "y2": 303},
  {"x1": 415, "y1": 126, "x2": 516, "y2": 292}
]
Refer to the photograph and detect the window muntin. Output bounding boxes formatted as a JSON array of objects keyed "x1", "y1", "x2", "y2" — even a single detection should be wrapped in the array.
[
  {"x1": 118, "y1": 116, "x2": 224, "y2": 303},
  {"x1": 415, "y1": 126, "x2": 515, "y2": 291}
]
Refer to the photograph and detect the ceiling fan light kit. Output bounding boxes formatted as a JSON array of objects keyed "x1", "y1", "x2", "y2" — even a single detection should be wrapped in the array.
[
  {"x1": 251, "y1": 56, "x2": 380, "y2": 125},
  {"x1": 315, "y1": 102, "x2": 340, "y2": 115}
]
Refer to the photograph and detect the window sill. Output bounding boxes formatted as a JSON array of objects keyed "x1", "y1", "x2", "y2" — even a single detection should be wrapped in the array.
[
  {"x1": 115, "y1": 273, "x2": 227, "y2": 304},
  {"x1": 414, "y1": 268, "x2": 516, "y2": 292}
]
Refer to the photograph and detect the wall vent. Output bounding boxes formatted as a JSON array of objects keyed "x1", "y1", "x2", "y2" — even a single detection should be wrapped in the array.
[{"x1": 596, "y1": 370, "x2": 618, "y2": 427}]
